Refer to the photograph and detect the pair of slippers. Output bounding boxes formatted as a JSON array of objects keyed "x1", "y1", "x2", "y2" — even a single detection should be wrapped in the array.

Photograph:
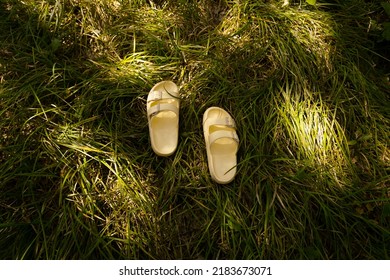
[{"x1": 147, "y1": 81, "x2": 239, "y2": 184}]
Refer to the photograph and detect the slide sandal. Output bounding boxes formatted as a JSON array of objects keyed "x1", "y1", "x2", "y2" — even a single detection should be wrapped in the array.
[
  {"x1": 203, "y1": 107, "x2": 239, "y2": 184},
  {"x1": 147, "y1": 81, "x2": 180, "y2": 156}
]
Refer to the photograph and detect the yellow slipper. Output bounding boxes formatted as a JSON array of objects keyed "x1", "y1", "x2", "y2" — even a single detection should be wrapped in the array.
[
  {"x1": 147, "y1": 81, "x2": 180, "y2": 156},
  {"x1": 203, "y1": 107, "x2": 239, "y2": 184}
]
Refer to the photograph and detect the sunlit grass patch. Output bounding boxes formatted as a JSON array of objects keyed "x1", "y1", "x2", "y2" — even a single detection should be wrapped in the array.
[{"x1": 275, "y1": 84, "x2": 351, "y2": 186}]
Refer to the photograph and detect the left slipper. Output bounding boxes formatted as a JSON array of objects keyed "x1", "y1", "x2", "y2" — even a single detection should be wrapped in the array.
[{"x1": 147, "y1": 81, "x2": 180, "y2": 156}]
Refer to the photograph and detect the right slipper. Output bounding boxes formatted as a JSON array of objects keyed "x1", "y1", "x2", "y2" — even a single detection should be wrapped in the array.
[
  {"x1": 203, "y1": 107, "x2": 239, "y2": 184},
  {"x1": 147, "y1": 81, "x2": 180, "y2": 156}
]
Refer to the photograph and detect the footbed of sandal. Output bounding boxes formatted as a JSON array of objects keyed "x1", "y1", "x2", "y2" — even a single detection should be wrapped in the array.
[
  {"x1": 203, "y1": 107, "x2": 239, "y2": 184},
  {"x1": 147, "y1": 81, "x2": 180, "y2": 156}
]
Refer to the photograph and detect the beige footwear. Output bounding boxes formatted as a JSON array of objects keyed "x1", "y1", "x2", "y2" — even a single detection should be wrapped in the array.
[
  {"x1": 147, "y1": 81, "x2": 180, "y2": 156},
  {"x1": 203, "y1": 107, "x2": 239, "y2": 184}
]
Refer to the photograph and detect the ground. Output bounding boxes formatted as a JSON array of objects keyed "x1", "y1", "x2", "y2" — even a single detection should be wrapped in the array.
[{"x1": 0, "y1": 0, "x2": 389, "y2": 259}]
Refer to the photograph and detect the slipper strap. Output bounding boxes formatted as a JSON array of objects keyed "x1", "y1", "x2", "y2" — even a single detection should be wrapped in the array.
[
  {"x1": 147, "y1": 90, "x2": 178, "y2": 102},
  {"x1": 148, "y1": 103, "x2": 179, "y2": 119},
  {"x1": 209, "y1": 130, "x2": 239, "y2": 147},
  {"x1": 204, "y1": 116, "x2": 236, "y2": 129}
]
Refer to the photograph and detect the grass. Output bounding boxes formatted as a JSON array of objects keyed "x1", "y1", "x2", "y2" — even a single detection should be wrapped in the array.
[{"x1": 0, "y1": 0, "x2": 389, "y2": 259}]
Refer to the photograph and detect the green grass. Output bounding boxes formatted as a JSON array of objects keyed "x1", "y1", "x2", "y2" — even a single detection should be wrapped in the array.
[{"x1": 0, "y1": 0, "x2": 389, "y2": 259}]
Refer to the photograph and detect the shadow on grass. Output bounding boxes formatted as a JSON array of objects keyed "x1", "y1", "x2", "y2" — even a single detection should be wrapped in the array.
[{"x1": 0, "y1": 1, "x2": 132, "y2": 259}]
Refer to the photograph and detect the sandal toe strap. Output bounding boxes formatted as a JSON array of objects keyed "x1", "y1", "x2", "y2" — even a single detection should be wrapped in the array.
[
  {"x1": 204, "y1": 117, "x2": 236, "y2": 129},
  {"x1": 148, "y1": 103, "x2": 179, "y2": 119},
  {"x1": 147, "y1": 90, "x2": 178, "y2": 102},
  {"x1": 209, "y1": 130, "x2": 239, "y2": 146}
]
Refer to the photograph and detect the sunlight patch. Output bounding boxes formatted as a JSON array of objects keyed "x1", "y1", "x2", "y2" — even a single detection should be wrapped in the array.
[{"x1": 275, "y1": 86, "x2": 351, "y2": 187}]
